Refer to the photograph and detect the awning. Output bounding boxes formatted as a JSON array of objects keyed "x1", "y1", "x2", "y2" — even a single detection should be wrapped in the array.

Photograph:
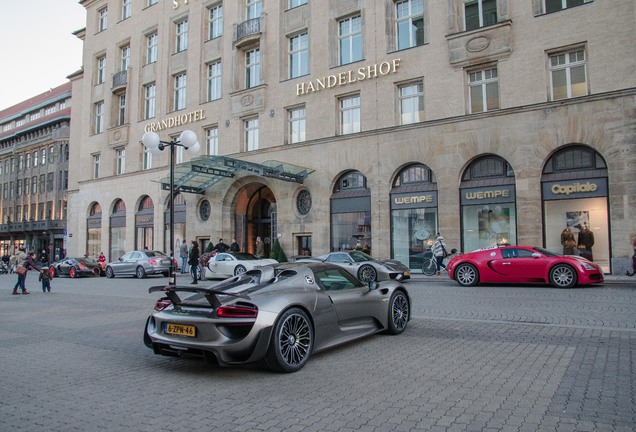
[{"x1": 159, "y1": 155, "x2": 314, "y2": 194}]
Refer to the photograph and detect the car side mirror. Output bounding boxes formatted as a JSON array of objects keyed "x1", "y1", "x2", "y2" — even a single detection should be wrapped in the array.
[{"x1": 368, "y1": 280, "x2": 379, "y2": 290}]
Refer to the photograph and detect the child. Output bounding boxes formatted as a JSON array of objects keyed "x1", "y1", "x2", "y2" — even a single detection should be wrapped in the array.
[{"x1": 39, "y1": 269, "x2": 52, "y2": 292}]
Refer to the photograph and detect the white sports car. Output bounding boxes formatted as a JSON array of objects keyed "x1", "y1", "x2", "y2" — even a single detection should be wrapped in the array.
[{"x1": 205, "y1": 252, "x2": 277, "y2": 278}]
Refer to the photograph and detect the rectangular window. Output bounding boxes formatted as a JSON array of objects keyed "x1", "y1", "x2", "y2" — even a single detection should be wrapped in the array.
[
  {"x1": 95, "y1": 101, "x2": 104, "y2": 134},
  {"x1": 148, "y1": 0, "x2": 158, "y2": 5},
  {"x1": 175, "y1": 145, "x2": 184, "y2": 164},
  {"x1": 289, "y1": 32, "x2": 309, "y2": 79},
  {"x1": 464, "y1": 0, "x2": 497, "y2": 31},
  {"x1": 289, "y1": 0, "x2": 308, "y2": 8},
  {"x1": 144, "y1": 83, "x2": 156, "y2": 119},
  {"x1": 47, "y1": 173, "x2": 54, "y2": 191},
  {"x1": 120, "y1": 45, "x2": 130, "y2": 71},
  {"x1": 146, "y1": 32, "x2": 158, "y2": 64},
  {"x1": 117, "y1": 94, "x2": 126, "y2": 126},
  {"x1": 399, "y1": 82, "x2": 424, "y2": 124},
  {"x1": 173, "y1": 73, "x2": 187, "y2": 111},
  {"x1": 49, "y1": 146, "x2": 54, "y2": 163},
  {"x1": 544, "y1": 0, "x2": 589, "y2": 14},
  {"x1": 23, "y1": 177, "x2": 29, "y2": 195},
  {"x1": 93, "y1": 154, "x2": 100, "y2": 179},
  {"x1": 121, "y1": 0, "x2": 131, "y2": 20},
  {"x1": 39, "y1": 175, "x2": 45, "y2": 193},
  {"x1": 98, "y1": 7, "x2": 108, "y2": 31},
  {"x1": 116, "y1": 148, "x2": 126, "y2": 175},
  {"x1": 207, "y1": 61, "x2": 222, "y2": 101},
  {"x1": 206, "y1": 127, "x2": 219, "y2": 155},
  {"x1": 396, "y1": 0, "x2": 424, "y2": 50},
  {"x1": 245, "y1": 48, "x2": 261, "y2": 88},
  {"x1": 41, "y1": 149, "x2": 46, "y2": 165},
  {"x1": 97, "y1": 56, "x2": 106, "y2": 84},
  {"x1": 208, "y1": 4, "x2": 223, "y2": 39},
  {"x1": 549, "y1": 48, "x2": 587, "y2": 101},
  {"x1": 244, "y1": 117, "x2": 259, "y2": 151},
  {"x1": 16, "y1": 179, "x2": 22, "y2": 196},
  {"x1": 246, "y1": 0, "x2": 262, "y2": 19},
  {"x1": 338, "y1": 15, "x2": 362, "y2": 66},
  {"x1": 288, "y1": 106, "x2": 306, "y2": 144},
  {"x1": 176, "y1": 19, "x2": 188, "y2": 53},
  {"x1": 339, "y1": 95, "x2": 361, "y2": 134},
  {"x1": 32, "y1": 176, "x2": 38, "y2": 194},
  {"x1": 142, "y1": 147, "x2": 152, "y2": 170},
  {"x1": 469, "y1": 67, "x2": 499, "y2": 113}
]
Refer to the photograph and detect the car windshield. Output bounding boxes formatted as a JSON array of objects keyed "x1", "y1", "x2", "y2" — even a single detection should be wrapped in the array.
[
  {"x1": 145, "y1": 251, "x2": 167, "y2": 257},
  {"x1": 533, "y1": 247, "x2": 560, "y2": 257},
  {"x1": 230, "y1": 252, "x2": 259, "y2": 260},
  {"x1": 349, "y1": 251, "x2": 373, "y2": 263}
]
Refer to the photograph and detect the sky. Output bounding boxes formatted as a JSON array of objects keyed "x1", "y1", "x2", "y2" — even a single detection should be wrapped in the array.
[{"x1": 0, "y1": 0, "x2": 86, "y2": 111}]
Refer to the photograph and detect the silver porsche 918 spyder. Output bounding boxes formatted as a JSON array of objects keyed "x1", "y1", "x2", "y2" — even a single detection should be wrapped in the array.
[{"x1": 143, "y1": 262, "x2": 411, "y2": 373}]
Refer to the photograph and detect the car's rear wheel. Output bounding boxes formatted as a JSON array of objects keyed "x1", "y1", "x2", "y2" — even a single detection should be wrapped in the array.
[
  {"x1": 357, "y1": 265, "x2": 377, "y2": 282},
  {"x1": 549, "y1": 264, "x2": 577, "y2": 288},
  {"x1": 49, "y1": 267, "x2": 56, "y2": 278},
  {"x1": 136, "y1": 266, "x2": 146, "y2": 279},
  {"x1": 422, "y1": 259, "x2": 437, "y2": 276},
  {"x1": 455, "y1": 263, "x2": 479, "y2": 287},
  {"x1": 386, "y1": 290, "x2": 409, "y2": 335},
  {"x1": 105, "y1": 266, "x2": 115, "y2": 278},
  {"x1": 234, "y1": 265, "x2": 247, "y2": 276},
  {"x1": 69, "y1": 267, "x2": 77, "y2": 278},
  {"x1": 263, "y1": 308, "x2": 313, "y2": 373}
]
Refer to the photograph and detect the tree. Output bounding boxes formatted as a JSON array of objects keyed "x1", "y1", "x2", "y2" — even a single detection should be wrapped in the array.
[{"x1": 269, "y1": 238, "x2": 288, "y2": 262}]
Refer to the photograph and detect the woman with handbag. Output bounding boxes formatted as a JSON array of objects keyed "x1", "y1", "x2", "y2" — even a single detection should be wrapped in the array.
[
  {"x1": 432, "y1": 233, "x2": 448, "y2": 277},
  {"x1": 12, "y1": 247, "x2": 28, "y2": 295}
]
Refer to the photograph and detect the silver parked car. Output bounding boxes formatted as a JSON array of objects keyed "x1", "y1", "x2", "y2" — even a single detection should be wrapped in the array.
[
  {"x1": 144, "y1": 262, "x2": 411, "y2": 372},
  {"x1": 297, "y1": 250, "x2": 410, "y2": 282},
  {"x1": 105, "y1": 250, "x2": 173, "y2": 279}
]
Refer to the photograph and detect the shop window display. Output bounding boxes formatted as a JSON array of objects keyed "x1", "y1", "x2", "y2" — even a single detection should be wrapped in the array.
[{"x1": 463, "y1": 204, "x2": 516, "y2": 253}]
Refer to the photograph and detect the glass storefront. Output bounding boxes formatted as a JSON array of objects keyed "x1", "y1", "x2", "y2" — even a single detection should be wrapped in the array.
[
  {"x1": 135, "y1": 196, "x2": 154, "y2": 250},
  {"x1": 86, "y1": 203, "x2": 102, "y2": 258},
  {"x1": 541, "y1": 146, "x2": 610, "y2": 272},
  {"x1": 460, "y1": 156, "x2": 517, "y2": 253},
  {"x1": 330, "y1": 171, "x2": 371, "y2": 253},
  {"x1": 109, "y1": 199, "x2": 126, "y2": 261}
]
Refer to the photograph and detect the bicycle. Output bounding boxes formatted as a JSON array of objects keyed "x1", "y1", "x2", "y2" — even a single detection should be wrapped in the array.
[{"x1": 421, "y1": 249, "x2": 458, "y2": 276}]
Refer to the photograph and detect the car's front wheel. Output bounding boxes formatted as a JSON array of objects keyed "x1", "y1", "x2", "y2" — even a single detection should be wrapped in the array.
[
  {"x1": 234, "y1": 265, "x2": 247, "y2": 276},
  {"x1": 136, "y1": 266, "x2": 147, "y2": 279},
  {"x1": 357, "y1": 265, "x2": 377, "y2": 282},
  {"x1": 455, "y1": 263, "x2": 479, "y2": 287},
  {"x1": 262, "y1": 308, "x2": 313, "y2": 373},
  {"x1": 549, "y1": 264, "x2": 577, "y2": 288},
  {"x1": 105, "y1": 266, "x2": 115, "y2": 278},
  {"x1": 386, "y1": 290, "x2": 409, "y2": 335}
]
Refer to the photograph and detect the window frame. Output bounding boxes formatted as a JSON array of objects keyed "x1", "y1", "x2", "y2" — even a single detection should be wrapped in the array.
[
  {"x1": 243, "y1": 117, "x2": 259, "y2": 152},
  {"x1": 144, "y1": 83, "x2": 156, "y2": 119},
  {"x1": 175, "y1": 18, "x2": 189, "y2": 53},
  {"x1": 98, "y1": 7, "x2": 108, "y2": 31},
  {"x1": 548, "y1": 47, "x2": 588, "y2": 101},
  {"x1": 208, "y1": 3, "x2": 223, "y2": 40},
  {"x1": 468, "y1": 66, "x2": 499, "y2": 113},
  {"x1": 205, "y1": 126, "x2": 219, "y2": 155},
  {"x1": 97, "y1": 55, "x2": 107, "y2": 85},
  {"x1": 245, "y1": 48, "x2": 261, "y2": 89},
  {"x1": 339, "y1": 94, "x2": 361, "y2": 135},
  {"x1": 121, "y1": 0, "x2": 132, "y2": 20},
  {"x1": 146, "y1": 32, "x2": 158, "y2": 64},
  {"x1": 396, "y1": 0, "x2": 424, "y2": 50},
  {"x1": 464, "y1": 0, "x2": 498, "y2": 31},
  {"x1": 173, "y1": 73, "x2": 187, "y2": 111},
  {"x1": 398, "y1": 81, "x2": 425, "y2": 125},
  {"x1": 338, "y1": 15, "x2": 363, "y2": 66},
  {"x1": 287, "y1": 105, "x2": 306, "y2": 144},
  {"x1": 94, "y1": 101, "x2": 104, "y2": 134},
  {"x1": 207, "y1": 61, "x2": 222, "y2": 102}
]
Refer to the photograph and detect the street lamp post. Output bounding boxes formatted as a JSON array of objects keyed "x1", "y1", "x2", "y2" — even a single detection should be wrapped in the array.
[{"x1": 142, "y1": 130, "x2": 200, "y2": 285}]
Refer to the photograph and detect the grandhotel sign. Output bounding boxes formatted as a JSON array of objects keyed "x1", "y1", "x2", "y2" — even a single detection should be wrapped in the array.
[
  {"x1": 144, "y1": 109, "x2": 206, "y2": 133},
  {"x1": 297, "y1": 59, "x2": 401, "y2": 96}
]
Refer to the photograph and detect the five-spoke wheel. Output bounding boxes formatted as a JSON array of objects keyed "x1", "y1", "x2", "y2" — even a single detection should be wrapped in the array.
[
  {"x1": 136, "y1": 266, "x2": 147, "y2": 279},
  {"x1": 105, "y1": 266, "x2": 115, "y2": 278},
  {"x1": 234, "y1": 265, "x2": 247, "y2": 276}
]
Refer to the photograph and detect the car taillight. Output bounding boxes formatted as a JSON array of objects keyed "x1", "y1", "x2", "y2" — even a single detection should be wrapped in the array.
[
  {"x1": 148, "y1": 259, "x2": 158, "y2": 265},
  {"x1": 155, "y1": 297, "x2": 172, "y2": 311},
  {"x1": 217, "y1": 305, "x2": 258, "y2": 318}
]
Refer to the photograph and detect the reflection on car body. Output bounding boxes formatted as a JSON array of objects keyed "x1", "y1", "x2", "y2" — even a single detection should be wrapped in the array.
[
  {"x1": 205, "y1": 252, "x2": 277, "y2": 278},
  {"x1": 144, "y1": 262, "x2": 411, "y2": 372}
]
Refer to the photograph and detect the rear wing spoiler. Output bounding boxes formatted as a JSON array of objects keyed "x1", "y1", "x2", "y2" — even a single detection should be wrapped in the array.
[{"x1": 148, "y1": 267, "x2": 276, "y2": 307}]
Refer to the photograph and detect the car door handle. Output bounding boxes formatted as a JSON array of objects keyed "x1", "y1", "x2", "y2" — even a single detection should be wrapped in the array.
[{"x1": 502, "y1": 262, "x2": 511, "y2": 265}]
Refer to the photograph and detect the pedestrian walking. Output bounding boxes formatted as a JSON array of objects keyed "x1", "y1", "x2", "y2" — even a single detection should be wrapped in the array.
[
  {"x1": 432, "y1": 233, "x2": 448, "y2": 277},
  {"x1": 13, "y1": 250, "x2": 39, "y2": 295},
  {"x1": 255, "y1": 236, "x2": 264, "y2": 258},
  {"x1": 188, "y1": 240, "x2": 200, "y2": 284},
  {"x1": 39, "y1": 269, "x2": 52, "y2": 292}
]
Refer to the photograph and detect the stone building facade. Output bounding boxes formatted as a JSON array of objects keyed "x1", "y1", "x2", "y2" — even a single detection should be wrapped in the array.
[
  {"x1": 0, "y1": 83, "x2": 72, "y2": 260},
  {"x1": 67, "y1": 0, "x2": 635, "y2": 273}
]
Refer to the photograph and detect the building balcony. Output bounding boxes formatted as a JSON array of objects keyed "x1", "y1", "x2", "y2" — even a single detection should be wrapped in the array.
[
  {"x1": 112, "y1": 70, "x2": 128, "y2": 91},
  {"x1": 234, "y1": 17, "x2": 262, "y2": 46}
]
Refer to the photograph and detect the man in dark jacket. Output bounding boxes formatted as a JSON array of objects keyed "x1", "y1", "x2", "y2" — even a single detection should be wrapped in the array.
[{"x1": 214, "y1": 239, "x2": 229, "y2": 253}]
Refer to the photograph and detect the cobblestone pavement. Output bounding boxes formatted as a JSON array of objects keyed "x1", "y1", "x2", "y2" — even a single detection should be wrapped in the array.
[{"x1": 0, "y1": 273, "x2": 634, "y2": 432}]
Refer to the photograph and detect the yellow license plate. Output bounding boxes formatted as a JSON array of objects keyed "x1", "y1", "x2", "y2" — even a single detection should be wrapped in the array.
[{"x1": 165, "y1": 323, "x2": 197, "y2": 337}]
